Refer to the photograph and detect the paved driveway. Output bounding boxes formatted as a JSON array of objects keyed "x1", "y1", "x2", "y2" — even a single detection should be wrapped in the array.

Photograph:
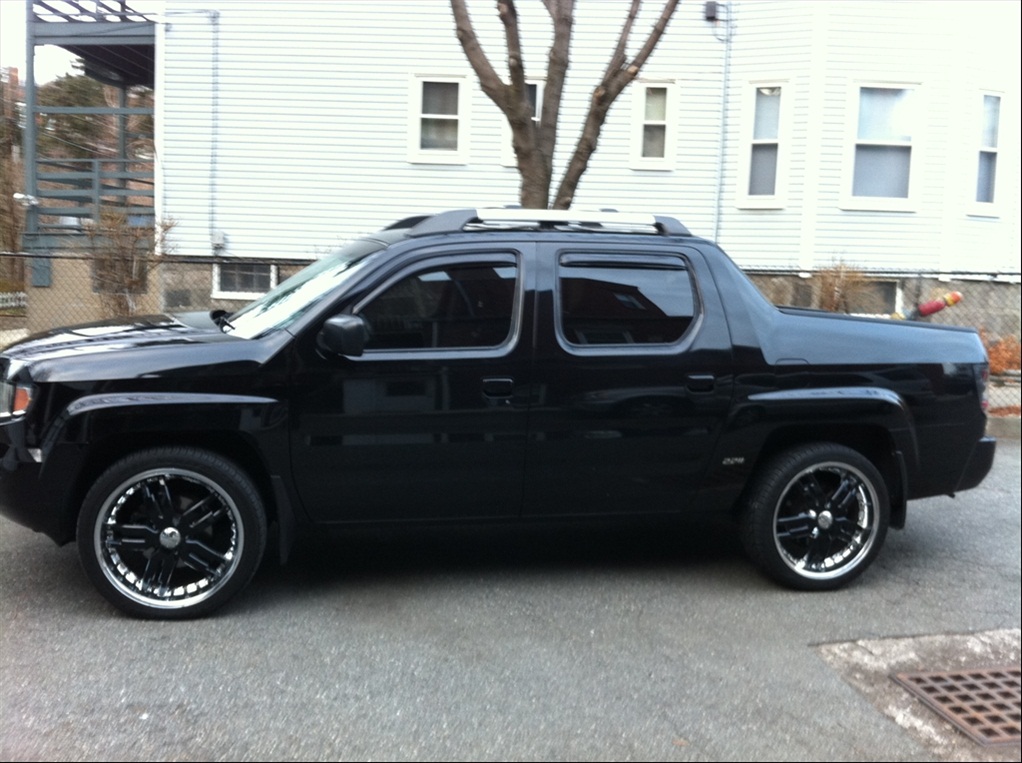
[{"x1": 2, "y1": 441, "x2": 1019, "y2": 761}]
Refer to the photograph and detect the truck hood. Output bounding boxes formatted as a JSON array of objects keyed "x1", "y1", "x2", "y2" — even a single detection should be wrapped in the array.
[
  {"x1": 1, "y1": 312, "x2": 289, "y2": 383},
  {"x1": 2, "y1": 312, "x2": 230, "y2": 362}
]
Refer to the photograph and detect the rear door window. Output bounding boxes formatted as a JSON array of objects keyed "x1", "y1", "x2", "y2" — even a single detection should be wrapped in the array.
[{"x1": 557, "y1": 253, "x2": 696, "y2": 347}]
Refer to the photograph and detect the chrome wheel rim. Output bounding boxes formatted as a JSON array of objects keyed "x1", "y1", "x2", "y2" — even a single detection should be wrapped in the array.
[
  {"x1": 93, "y1": 468, "x2": 244, "y2": 610},
  {"x1": 772, "y1": 461, "x2": 878, "y2": 581}
]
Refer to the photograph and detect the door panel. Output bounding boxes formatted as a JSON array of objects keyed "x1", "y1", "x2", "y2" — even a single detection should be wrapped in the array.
[
  {"x1": 290, "y1": 251, "x2": 532, "y2": 523},
  {"x1": 523, "y1": 246, "x2": 734, "y2": 517}
]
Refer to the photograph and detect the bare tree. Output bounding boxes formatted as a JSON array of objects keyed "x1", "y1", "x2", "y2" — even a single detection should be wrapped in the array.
[
  {"x1": 83, "y1": 209, "x2": 174, "y2": 318},
  {"x1": 451, "y1": 0, "x2": 680, "y2": 209},
  {"x1": 1, "y1": 69, "x2": 25, "y2": 261}
]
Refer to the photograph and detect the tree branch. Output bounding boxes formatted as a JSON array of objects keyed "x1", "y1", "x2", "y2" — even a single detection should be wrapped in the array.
[
  {"x1": 501, "y1": 1, "x2": 527, "y2": 101},
  {"x1": 450, "y1": 0, "x2": 508, "y2": 104},
  {"x1": 453, "y1": 0, "x2": 678, "y2": 209},
  {"x1": 622, "y1": 0, "x2": 679, "y2": 83},
  {"x1": 553, "y1": 0, "x2": 680, "y2": 208},
  {"x1": 532, "y1": 0, "x2": 573, "y2": 206},
  {"x1": 452, "y1": 0, "x2": 553, "y2": 206},
  {"x1": 602, "y1": 0, "x2": 640, "y2": 83}
]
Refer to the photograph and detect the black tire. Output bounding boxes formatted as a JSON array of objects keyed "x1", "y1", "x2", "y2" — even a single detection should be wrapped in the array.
[
  {"x1": 77, "y1": 447, "x2": 267, "y2": 619},
  {"x1": 739, "y1": 443, "x2": 889, "y2": 590}
]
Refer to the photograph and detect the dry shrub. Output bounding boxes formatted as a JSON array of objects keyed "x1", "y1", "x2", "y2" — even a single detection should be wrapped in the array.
[
  {"x1": 814, "y1": 263, "x2": 872, "y2": 313},
  {"x1": 982, "y1": 332, "x2": 1021, "y2": 375},
  {"x1": 83, "y1": 210, "x2": 174, "y2": 318}
]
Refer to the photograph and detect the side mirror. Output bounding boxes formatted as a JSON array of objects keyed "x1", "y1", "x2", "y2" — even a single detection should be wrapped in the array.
[{"x1": 317, "y1": 314, "x2": 367, "y2": 357}]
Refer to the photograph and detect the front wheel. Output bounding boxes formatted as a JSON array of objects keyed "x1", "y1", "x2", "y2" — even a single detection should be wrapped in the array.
[
  {"x1": 740, "y1": 443, "x2": 890, "y2": 590},
  {"x1": 77, "y1": 448, "x2": 267, "y2": 619}
]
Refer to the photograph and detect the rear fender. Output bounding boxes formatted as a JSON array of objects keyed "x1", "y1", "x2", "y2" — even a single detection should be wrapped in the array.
[{"x1": 714, "y1": 386, "x2": 916, "y2": 527}]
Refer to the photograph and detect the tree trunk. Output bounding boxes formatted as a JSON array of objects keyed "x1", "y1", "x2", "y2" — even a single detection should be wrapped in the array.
[{"x1": 451, "y1": 0, "x2": 678, "y2": 209}]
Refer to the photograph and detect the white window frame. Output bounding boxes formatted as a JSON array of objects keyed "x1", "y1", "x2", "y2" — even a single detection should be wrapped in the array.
[
  {"x1": 736, "y1": 80, "x2": 790, "y2": 209},
  {"x1": 968, "y1": 91, "x2": 1003, "y2": 217},
  {"x1": 407, "y1": 75, "x2": 471, "y2": 165},
  {"x1": 630, "y1": 81, "x2": 677, "y2": 170},
  {"x1": 841, "y1": 82, "x2": 921, "y2": 212},
  {"x1": 501, "y1": 80, "x2": 543, "y2": 167},
  {"x1": 212, "y1": 262, "x2": 279, "y2": 301}
]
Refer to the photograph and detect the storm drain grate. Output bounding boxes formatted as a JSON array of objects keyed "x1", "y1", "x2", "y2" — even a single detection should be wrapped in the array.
[{"x1": 892, "y1": 667, "x2": 1021, "y2": 747}]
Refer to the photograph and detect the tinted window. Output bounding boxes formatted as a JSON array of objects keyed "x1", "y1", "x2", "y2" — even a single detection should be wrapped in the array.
[
  {"x1": 359, "y1": 261, "x2": 517, "y2": 350},
  {"x1": 558, "y1": 254, "x2": 695, "y2": 345}
]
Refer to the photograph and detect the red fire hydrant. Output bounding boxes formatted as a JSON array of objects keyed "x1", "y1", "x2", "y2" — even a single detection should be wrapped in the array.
[{"x1": 895, "y1": 291, "x2": 963, "y2": 321}]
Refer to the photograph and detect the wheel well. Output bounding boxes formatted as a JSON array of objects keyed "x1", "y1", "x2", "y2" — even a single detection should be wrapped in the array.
[
  {"x1": 64, "y1": 431, "x2": 279, "y2": 536},
  {"x1": 743, "y1": 425, "x2": 907, "y2": 527}
]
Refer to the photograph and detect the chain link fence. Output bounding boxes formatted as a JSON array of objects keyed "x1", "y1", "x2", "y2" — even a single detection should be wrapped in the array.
[
  {"x1": 2, "y1": 251, "x2": 1019, "y2": 414},
  {"x1": 0, "y1": 251, "x2": 311, "y2": 343}
]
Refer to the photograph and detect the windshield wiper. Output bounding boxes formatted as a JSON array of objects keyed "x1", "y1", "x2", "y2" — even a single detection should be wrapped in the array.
[{"x1": 211, "y1": 309, "x2": 236, "y2": 332}]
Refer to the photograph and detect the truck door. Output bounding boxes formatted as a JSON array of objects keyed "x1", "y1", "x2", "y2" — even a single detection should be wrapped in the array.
[
  {"x1": 523, "y1": 245, "x2": 734, "y2": 517},
  {"x1": 289, "y1": 247, "x2": 534, "y2": 523}
]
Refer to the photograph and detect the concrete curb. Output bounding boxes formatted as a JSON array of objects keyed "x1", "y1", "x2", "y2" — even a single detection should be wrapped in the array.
[{"x1": 987, "y1": 415, "x2": 1021, "y2": 439}]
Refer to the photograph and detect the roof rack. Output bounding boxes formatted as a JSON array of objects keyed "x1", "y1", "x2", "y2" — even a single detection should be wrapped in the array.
[{"x1": 407, "y1": 208, "x2": 690, "y2": 237}]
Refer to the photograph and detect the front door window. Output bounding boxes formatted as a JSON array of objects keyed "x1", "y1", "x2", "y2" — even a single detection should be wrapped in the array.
[{"x1": 359, "y1": 261, "x2": 518, "y2": 351}]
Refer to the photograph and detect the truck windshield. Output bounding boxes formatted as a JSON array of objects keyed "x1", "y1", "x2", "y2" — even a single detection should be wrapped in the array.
[{"x1": 225, "y1": 238, "x2": 385, "y2": 339}]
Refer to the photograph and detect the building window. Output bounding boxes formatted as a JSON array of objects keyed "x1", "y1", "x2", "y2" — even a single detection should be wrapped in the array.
[
  {"x1": 641, "y1": 87, "x2": 668, "y2": 158},
  {"x1": 845, "y1": 280, "x2": 899, "y2": 316},
  {"x1": 421, "y1": 82, "x2": 459, "y2": 150},
  {"x1": 749, "y1": 86, "x2": 781, "y2": 195},
  {"x1": 852, "y1": 86, "x2": 915, "y2": 200},
  {"x1": 409, "y1": 77, "x2": 469, "y2": 164},
  {"x1": 631, "y1": 83, "x2": 675, "y2": 169},
  {"x1": 213, "y1": 262, "x2": 278, "y2": 300},
  {"x1": 975, "y1": 94, "x2": 1000, "y2": 206},
  {"x1": 501, "y1": 82, "x2": 541, "y2": 167},
  {"x1": 738, "y1": 83, "x2": 788, "y2": 208}
]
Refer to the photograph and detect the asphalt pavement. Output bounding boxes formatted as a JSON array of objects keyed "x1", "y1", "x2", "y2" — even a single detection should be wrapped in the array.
[{"x1": 1, "y1": 437, "x2": 1019, "y2": 761}]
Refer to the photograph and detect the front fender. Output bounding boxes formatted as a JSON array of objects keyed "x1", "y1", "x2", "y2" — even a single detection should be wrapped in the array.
[
  {"x1": 44, "y1": 391, "x2": 285, "y2": 452},
  {"x1": 38, "y1": 392, "x2": 289, "y2": 544}
]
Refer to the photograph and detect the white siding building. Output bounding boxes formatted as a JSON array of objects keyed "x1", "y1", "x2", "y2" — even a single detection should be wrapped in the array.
[{"x1": 152, "y1": 0, "x2": 1019, "y2": 291}]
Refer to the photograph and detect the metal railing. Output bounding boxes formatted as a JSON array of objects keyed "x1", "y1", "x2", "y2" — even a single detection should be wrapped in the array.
[{"x1": 25, "y1": 157, "x2": 154, "y2": 252}]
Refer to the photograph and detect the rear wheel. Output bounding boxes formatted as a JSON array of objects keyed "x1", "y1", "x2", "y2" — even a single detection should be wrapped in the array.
[
  {"x1": 740, "y1": 443, "x2": 889, "y2": 590},
  {"x1": 77, "y1": 447, "x2": 267, "y2": 619}
]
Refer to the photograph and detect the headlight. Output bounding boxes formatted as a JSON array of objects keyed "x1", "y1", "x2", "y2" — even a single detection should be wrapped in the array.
[
  {"x1": 13, "y1": 383, "x2": 34, "y2": 415},
  {"x1": 0, "y1": 380, "x2": 34, "y2": 418}
]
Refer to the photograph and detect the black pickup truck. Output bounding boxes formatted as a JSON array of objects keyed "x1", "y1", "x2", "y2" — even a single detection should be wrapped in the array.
[{"x1": 0, "y1": 209, "x2": 996, "y2": 618}]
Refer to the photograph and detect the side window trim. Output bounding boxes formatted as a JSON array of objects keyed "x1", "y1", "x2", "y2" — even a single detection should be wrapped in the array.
[{"x1": 560, "y1": 253, "x2": 687, "y2": 270}]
